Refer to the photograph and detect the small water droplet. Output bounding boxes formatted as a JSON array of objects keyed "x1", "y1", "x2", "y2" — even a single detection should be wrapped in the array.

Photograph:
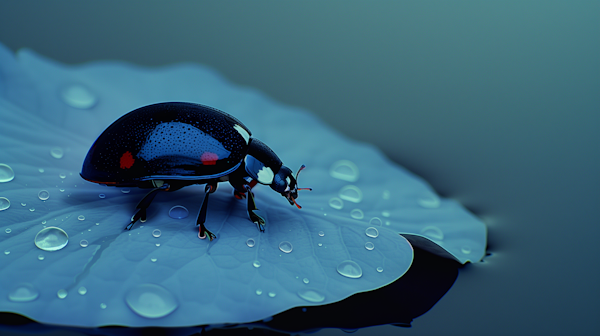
[
  {"x1": 50, "y1": 147, "x2": 64, "y2": 159},
  {"x1": 328, "y1": 197, "x2": 344, "y2": 210},
  {"x1": 369, "y1": 217, "x2": 382, "y2": 226},
  {"x1": 268, "y1": 292, "x2": 276, "y2": 298},
  {"x1": 256, "y1": 289, "x2": 263, "y2": 295},
  {"x1": 303, "y1": 278, "x2": 309, "y2": 284},
  {"x1": 381, "y1": 210, "x2": 390, "y2": 217},
  {"x1": 418, "y1": 194, "x2": 441, "y2": 208},
  {"x1": 125, "y1": 283, "x2": 178, "y2": 319},
  {"x1": 382, "y1": 190, "x2": 390, "y2": 199},
  {"x1": 318, "y1": 231, "x2": 325, "y2": 237},
  {"x1": 95, "y1": 222, "x2": 99, "y2": 226},
  {"x1": 279, "y1": 241, "x2": 293, "y2": 253},
  {"x1": 365, "y1": 242, "x2": 375, "y2": 250},
  {"x1": 57, "y1": 289, "x2": 68, "y2": 299},
  {"x1": 77, "y1": 215, "x2": 85, "y2": 221},
  {"x1": 8, "y1": 283, "x2": 39, "y2": 302},
  {"x1": 350, "y1": 209, "x2": 364, "y2": 219},
  {"x1": 337, "y1": 260, "x2": 363, "y2": 279},
  {"x1": 38, "y1": 190, "x2": 50, "y2": 201},
  {"x1": 99, "y1": 194, "x2": 105, "y2": 199},
  {"x1": 376, "y1": 267, "x2": 383, "y2": 273},
  {"x1": 365, "y1": 227, "x2": 379, "y2": 238},
  {"x1": 100, "y1": 303, "x2": 107, "y2": 309},
  {"x1": 35, "y1": 227, "x2": 69, "y2": 251},
  {"x1": 5, "y1": 228, "x2": 11, "y2": 234},
  {"x1": 61, "y1": 84, "x2": 97, "y2": 109},
  {"x1": 4, "y1": 250, "x2": 10, "y2": 255},
  {"x1": 152, "y1": 229, "x2": 161, "y2": 238},
  {"x1": 318, "y1": 243, "x2": 323, "y2": 247},
  {"x1": 59, "y1": 173, "x2": 66, "y2": 179},
  {"x1": 80, "y1": 239, "x2": 89, "y2": 247},
  {"x1": 329, "y1": 160, "x2": 359, "y2": 182},
  {"x1": 29, "y1": 208, "x2": 35, "y2": 212},
  {"x1": 253, "y1": 260, "x2": 261, "y2": 268},
  {"x1": 151, "y1": 258, "x2": 157, "y2": 262},
  {"x1": 339, "y1": 185, "x2": 363, "y2": 203},
  {"x1": 42, "y1": 220, "x2": 47, "y2": 224},
  {"x1": 420, "y1": 226, "x2": 444, "y2": 241},
  {"x1": 461, "y1": 246, "x2": 472, "y2": 254},
  {"x1": 0, "y1": 197, "x2": 10, "y2": 211},
  {"x1": 38, "y1": 168, "x2": 45, "y2": 173},
  {"x1": 78, "y1": 286, "x2": 87, "y2": 295},
  {"x1": 297, "y1": 289, "x2": 325, "y2": 303},
  {"x1": 59, "y1": 188, "x2": 65, "y2": 192},
  {"x1": 0, "y1": 163, "x2": 15, "y2": 183},
  {"x1": 246, "y1": 238, "x2": 255, "y2": 247},
  {"x1": 168, "y1": 205, "x2": 189, "y2": 219},
  {"x1": 155, "y1": 243, "x2": 160, "y2": 247},
  {"x1": 385, "y1": 221, "x2": 391, "y2": 226},
  {"x1": 38, "y1": 254, "x2": 45, "y2": 260},
  {"x1": 121, "y1": 188, "x2": 131, "y2": 194},
  {"x1": 21, "y1": 202, "x2": 26, "y2": 207}
]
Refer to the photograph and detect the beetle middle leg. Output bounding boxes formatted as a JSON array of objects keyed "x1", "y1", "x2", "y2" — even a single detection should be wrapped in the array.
[
  {"x1": 197, "y1": 181, "x2": 218, "y2": 241},
  {"x1": 125, "y1": 184, "x2": 169, "y2": 230}
]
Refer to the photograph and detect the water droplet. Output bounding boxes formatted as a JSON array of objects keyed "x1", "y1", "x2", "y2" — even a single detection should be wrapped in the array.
[
  {"x1": 59, "y1": 173, "x2": 66, "y2": 179},
  {"x1": 0, "y1": 163, "x2": 15, "y2": 182},
  {"x1": 100, "y1": 303, "x2": 107, "y2": 309},
  {"x1": 329, "y1": 160, "x2": 359, "y2": 182},
  {"x1": 382, "y1": 210, "x2": 390, "y2": 217},
  {"x1": 318, "y1": 231, "x2": 325, "y2": 237},
  {"x1": 303, "y1": 278, "x2": 309, "y2": 284},
  {"x1": 279, "y1": 241, "x2": 293, "y2": 253},
  {"x1": 0, "y1": 197, "x2": 10, "y2": 211},
  {"x1": 350, "y1": 209, "x2": 364, "y2": 220},
  {"x1": 268, "y1": 292, "x2": 276, "y2": 298},
  {"x1": 151, "y1": 258, "x2": 157, "y2": 262},
  {"x1": 5, "y1": 228, "x2": 11, "y2": 234},
  {"x1": 21, "y1": 202, "x2": 26, "y2": 207},
  {"x1": 256, "y1": 289, "x2": 262, "y2": 295},
  {"x1": 50, "y1": 147, "x2": 64, "y2": 159},
  {"x1": 152, "y1": 229, "x2": 161, "y2": 238},
  {"x1": 297, "y1": 289, "x2": 325, "y2": 303},
  {"x1": 38, "y1": 254, "x2": 45, "y2": 260},
  {"x1": 365, "y1": 227, "x2": 379, "y2": 238},
  {"x1": 168, "y1": 205, "x2": 189, "y2": 219},
  {"x1": 38, "y1": 168, "x2": 45, "y2": 173},
  {"x1": 4, "y1": 250, "x2": 9, "y2": 255},
  {"x1": 369, "y1": 217, "x2": 382, "y2": 226},
  {"x1": 99, "y1": 194, "x2": 105, "y2": 199},
  {"x1": 57, "y1": 289, "x2": 68, "y2": 299},
  {"x1": 125, "y1": 283, "x2": 178, "y2": 319},
  {"x1": 418, "y1": 194, "x2": 441, "y2": 208},
  {"x1": 328, "y1": 197, "x2": 344, "y2": 210},
  {"x1": 78, "y1": 287, "x2": 87, "y2": 295},
  {"x1": 80, "y1": 239, "x2": 89, "y2": 248},
  {"x1": 61, "y1": 84, "x2": 97, "y2": 109},
  {"x1": 382, "y1": 190, "x2": 390, "y2": 200},
  {"x1": 77, "y1": 215, "x2": 85, "y2": 221},
  {"x1": 121, "y1": 188, "x2": 131, "y2": 194},
  {"x1": 339, "y1": 185, "x2": 363, "y2": 203},
  {"x1": 42, "y1": 220, "x2": 47, "y2": 224},
  {"x1": 253, "y1": 260, "x2": 261, "y2": 268},
  {"x1": 29, "y1": 208, "x2": 35, "y2": 212},
  {"x1": 337, "y1": 260, "x2": 363, "y2": 279},
  {"x1": 365, "y1": 242, "x2": 375, "y2": 250},
  {"x1": 34, "y1": 227, "x2": 69, "y2": 251},
  {"x1": 376, "y1": 267, "x2": 383, "y2": 273},
  {"x1": 95, "y1": 222, "x2": 99, "y2": 226},
  {"x1": 246, "y1": 238, "x2": 255, "y2": 247},
  {"x1": 461, "y1": 246, "x2": 472, "y2": 254},
  {"x1": 38, "y1": 190, "x2": 50, "y2": 201},
  {"x1": 318, "y1": 243, "x2": 323, "y2": 247},
  {"x1": 420, "y1": 226, "x2": 444, "y2": 240},
  {"x1": 59, "y1": 188, "x2": 65, "y2": 192},
  {"x1": 8, "y1": 283, "x2": 39, "y2": 302}
]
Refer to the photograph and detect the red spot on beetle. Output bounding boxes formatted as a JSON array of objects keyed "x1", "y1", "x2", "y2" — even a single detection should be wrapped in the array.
[
  {"x1": 201, "y1": 152, "x2": 218, "y2": 165},
  {"x1": 120, "y1": 151, "x2": 135, "y2": 169}
]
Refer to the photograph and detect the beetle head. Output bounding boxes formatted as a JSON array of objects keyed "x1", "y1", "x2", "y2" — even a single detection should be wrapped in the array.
[{"x1": 271, "y1": 165, "x2": 311, "y2": 208}]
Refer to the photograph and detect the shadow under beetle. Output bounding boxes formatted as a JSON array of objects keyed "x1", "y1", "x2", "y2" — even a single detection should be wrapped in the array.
[{"x1": 80, "y1": 102, "x2": 311, "y2": 240}]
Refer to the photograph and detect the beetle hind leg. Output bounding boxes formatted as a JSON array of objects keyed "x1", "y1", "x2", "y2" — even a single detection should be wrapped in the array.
[{"x1": 197, "y1": 183, "x2": 218, "y2": 241}]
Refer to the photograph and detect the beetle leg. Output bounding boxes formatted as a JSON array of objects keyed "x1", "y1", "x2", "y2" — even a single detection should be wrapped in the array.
[
  {"x1": 197, "y1": 183, "x2": 217, "y2": 241},
  {"x1": 245, "y1": 185, "x2": 265, "y2": 232},
  {"x1": 125, "y1": 185, "x2": 166, "y2": 230}
]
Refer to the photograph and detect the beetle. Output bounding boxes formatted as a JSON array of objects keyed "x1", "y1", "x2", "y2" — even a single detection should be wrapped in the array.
[{"x1": 80, "y1": 102, "x2": 311, "y2": 241}]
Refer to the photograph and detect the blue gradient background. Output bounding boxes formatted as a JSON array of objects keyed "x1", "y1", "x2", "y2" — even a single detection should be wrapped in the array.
[{"x1": 0, "y1": 1, "x2": 598, "y2": 335}]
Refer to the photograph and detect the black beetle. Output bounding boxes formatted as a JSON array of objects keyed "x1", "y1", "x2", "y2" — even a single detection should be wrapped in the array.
[{"x1": 80, "y1": 102, "x2": 311, "y2": 240}]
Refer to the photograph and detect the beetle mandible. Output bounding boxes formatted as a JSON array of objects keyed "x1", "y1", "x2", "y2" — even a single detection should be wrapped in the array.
[{"x1": 80, "y1": 102, "x2": 311, "y2": 240}]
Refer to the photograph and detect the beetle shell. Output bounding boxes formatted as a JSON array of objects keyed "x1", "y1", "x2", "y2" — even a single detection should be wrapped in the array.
[{"x1": 81, "y1": 102, "x2": 252, "y2": 185}]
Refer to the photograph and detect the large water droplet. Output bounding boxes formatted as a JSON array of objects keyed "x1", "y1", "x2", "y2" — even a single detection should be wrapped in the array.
[
  {"x1": 420, "y1": 226, "x2": 444, "y2": 241},
  {"x1": 61, "y1": 84, "x2": 97, "y2": 109},
  {"x1": 50, "y1": 147, "x2": 64, "y2": 159},
  {"x1": 78, "y1": 287, "x2": 87, "y2": 295},
  {"x1": 5, "y1": 228, "x2": 11, "y2": 234},
  {"x1": 0, "y1": 164, "x2": 15, "y2": 182},
  {"x1": 57, "y1": 289, "x2": 67, "y2": 299},
  {"x1": 337, "y1": 260, "x2": 363, "y2": 279},
  {"x1": 0, "y1": 197, "x2": 10, "y2": 211},
  {"x1": 253, "y1": 260, "x2": 261, "y2": 268},
  {"x1": 279, "y1": 241, "x2": 293, "y2": 253},
  {"x1": 125, "y1": 283, "x2": 178, "y2": 319},
  {"x1": 80, "y1": 239, "x2": 89, "y2": 248},
  {"x1": 38, "y1": 190, "x2": 50, "y2": 201},
  {"x1": 365, "y1": 227, "x2": 379, "y2": 238},
  {"x1": 297, "y1": 289, "x2": 325, "y2": 303},
  {"x1": 9, "y1": 283, "x2": 39, "y2": 302},
  {"x1": 152, "y1": 229, "x2": 161, "y2": 238},
  {"x1": 328, "y1": 197, "x2": 344, "y2": 210},
  {"x1": 246, "y1": 238, "x2": 255, "y2": 247},
  {"x1": 339, "y1": 185, "x2": 363, "y2": 203},
  {"x1": 168, "y1": 205, "x2": 189, "y2": 219},
  {"x1": 329, "y1": 160, "x2": 359, "y2": 182},
  {"x1": 350, "y1": 209, "x2": 364, "y2": 220},
  {"x1": 418, "y1": 194, "x2": 441, "y2": 208},
  {"x1": 365, "y1": 242, "x2": 375, "y2": 251},
  {"x1": 35, "y1": 227, "x2": 69, "y2": 251}
]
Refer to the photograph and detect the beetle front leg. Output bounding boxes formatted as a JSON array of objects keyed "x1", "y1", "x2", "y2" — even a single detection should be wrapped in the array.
[{"x1": 197, "y1": 182, "x2": 218, "y2": 241}]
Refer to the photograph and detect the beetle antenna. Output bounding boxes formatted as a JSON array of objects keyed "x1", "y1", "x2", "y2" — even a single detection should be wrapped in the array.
[{"x1": 295, "y1": 165, "x2": 312, "y2": 192}]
